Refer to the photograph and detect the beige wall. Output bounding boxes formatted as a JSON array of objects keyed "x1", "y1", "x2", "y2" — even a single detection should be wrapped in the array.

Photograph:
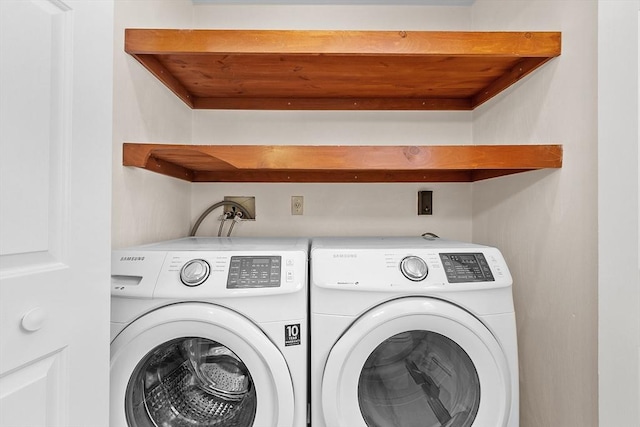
[
  {"x1": 471, "y1": 1, "x2": 598, "y2": 425},
  {"x1": 112, "y1": 0, "x2": 194, "y2": 248}
]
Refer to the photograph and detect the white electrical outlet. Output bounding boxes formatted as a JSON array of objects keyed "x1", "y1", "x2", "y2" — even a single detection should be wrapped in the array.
[{"x1": 291, "y1": 196, "x2": 303, "y2": 215}]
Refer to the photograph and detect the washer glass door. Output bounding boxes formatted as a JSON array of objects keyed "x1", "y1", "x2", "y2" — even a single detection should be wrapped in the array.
[
  {"x1": 110, "y1": 303, "x2": 295, "y2": 427},
  {"x1": 126, "y1": 337, "x2": 256, "y2": 427},
  {"x1": 358, "y1": 330, "x2": 480, "y2": 427}
]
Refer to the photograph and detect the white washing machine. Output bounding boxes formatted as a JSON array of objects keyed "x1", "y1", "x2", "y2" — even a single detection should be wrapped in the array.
[
  {"x1": 110, "y1": 237, "x2": 309, "y2": 427},
  {"x1": 310, "y1": 237, "x2": 519, "y2": 427}
]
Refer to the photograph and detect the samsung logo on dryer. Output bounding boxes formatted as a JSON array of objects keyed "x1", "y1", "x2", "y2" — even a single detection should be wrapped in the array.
[
  {"x1": 333, "y1": 253, "x2": 357, "y2": 258},
  {"x1": 120, "y1": 256, "x2": 145, "y2": 261}
]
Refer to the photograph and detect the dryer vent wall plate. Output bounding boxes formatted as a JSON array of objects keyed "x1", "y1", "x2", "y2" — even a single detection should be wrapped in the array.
[{"x1": 418, "y1": 191, "x2": 433, "y2": 215}]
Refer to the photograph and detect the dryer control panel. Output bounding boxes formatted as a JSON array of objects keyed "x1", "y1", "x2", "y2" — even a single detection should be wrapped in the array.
[
  {"x1": 440, "y1": 253, "x2": 495, "y2": 283},
  {"x1": 310, "y1": 237, "x2": 511, "y2": 293}
]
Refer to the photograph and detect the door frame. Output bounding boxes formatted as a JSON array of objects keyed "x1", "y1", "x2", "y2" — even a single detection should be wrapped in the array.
[{"x1": 598, "y1": 1, "x2": 640, "y2": 424}]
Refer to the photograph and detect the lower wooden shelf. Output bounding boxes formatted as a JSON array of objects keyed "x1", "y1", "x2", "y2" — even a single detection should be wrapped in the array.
[{"x1": 123, "y1": 143, "x2": 562, "y2": 183}]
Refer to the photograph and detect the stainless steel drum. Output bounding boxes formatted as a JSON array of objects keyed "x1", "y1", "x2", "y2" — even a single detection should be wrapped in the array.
[{"x1": 125, "y1": 337, "x2": 256, "y2": 427}]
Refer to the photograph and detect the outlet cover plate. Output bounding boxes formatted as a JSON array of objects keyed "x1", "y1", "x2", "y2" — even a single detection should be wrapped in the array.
[{"x1": 291, "y1": 196, "x2": 303, "y2": 215}]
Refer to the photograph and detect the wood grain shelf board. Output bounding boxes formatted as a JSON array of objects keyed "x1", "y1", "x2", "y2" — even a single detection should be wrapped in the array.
[
  {"x1": 124, "y1": 29, "x2": 561, "y2": 111},
  {"x1": 123, "y1": 143, "x2": 563, "y2": 183}
]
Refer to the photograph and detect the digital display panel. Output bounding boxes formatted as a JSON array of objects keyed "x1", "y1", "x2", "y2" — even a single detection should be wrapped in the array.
[
  {"x1": 227, "y1": 256, "x2": 281, "y2": 288},
  {"x1": 439, "y1": 253, "x2": 495, "y2": 283}
]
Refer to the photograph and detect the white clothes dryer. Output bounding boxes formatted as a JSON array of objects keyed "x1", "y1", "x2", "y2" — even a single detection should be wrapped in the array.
[
  {"x1": 310, "y1": 237, "x2": 519, "y2": 427},
  {"x1": 110, "y1": 237, "x2": 309, "y2": 427}
]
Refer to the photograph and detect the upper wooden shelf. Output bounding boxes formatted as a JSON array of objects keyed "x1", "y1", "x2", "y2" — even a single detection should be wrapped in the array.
[
  {"x1": 123, "y1": 143, "x2": 563, "y2": 183},
  {"x1": 124, "y1": 29, "x2": 561, "y2": 110}
]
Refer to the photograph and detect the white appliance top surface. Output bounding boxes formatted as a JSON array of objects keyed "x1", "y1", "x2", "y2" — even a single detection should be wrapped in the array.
[
  {"x1": 311, "y1": 236, "x2": 488, "y2": 251},
  {"x1": 129, "y1": 236, "x2": 310, "y2": 252}
]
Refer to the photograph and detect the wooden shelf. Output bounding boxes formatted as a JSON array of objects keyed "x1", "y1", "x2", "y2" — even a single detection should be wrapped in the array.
[
  {"x1": 125, "y1": 29, "x2": 561, "y2": 110},
  {"x1": 123, "y1": 143, "x2": 562, "y2": 183},
  {"x1": 123, "y1": 30, "x2": 562, "y2": 183}
]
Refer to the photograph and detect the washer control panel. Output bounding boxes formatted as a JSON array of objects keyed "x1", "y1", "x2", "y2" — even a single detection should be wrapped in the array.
[
  {"x1": 227, "y1": 256, "x2": 281, "y2": 288},
  {"x1": 111, "y1": 237, "x2": 308, "y2": 298}
]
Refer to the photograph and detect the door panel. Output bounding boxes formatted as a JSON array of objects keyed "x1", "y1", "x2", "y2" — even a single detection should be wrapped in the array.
[
  {"x1": 0, "y1": 349, "x2": 67, "y2": 427},
  {"x1": 0, "y1": 0, "x2": 112, "y2": 425},
  {"x1": 0, "y1": 0, "x2": 69, "y2": 265}
]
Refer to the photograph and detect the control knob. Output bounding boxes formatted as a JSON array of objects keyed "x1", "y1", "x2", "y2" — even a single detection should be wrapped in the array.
[
  {"x1": 400, "y1": 256, "x2": 428, "y2": 281},
  {"x1": 180, "y1": 259, "x2": 210, "y2": 287}
]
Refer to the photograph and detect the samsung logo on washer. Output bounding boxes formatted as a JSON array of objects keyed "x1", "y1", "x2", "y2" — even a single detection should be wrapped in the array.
[
  {"x1": 333, "y1": 253, "x2": 357, "y2": 258},
  {"x1": 120, "y1": 256, "x2": 145, "y2": 261}
]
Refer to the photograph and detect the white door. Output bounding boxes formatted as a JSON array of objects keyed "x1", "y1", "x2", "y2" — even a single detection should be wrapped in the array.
[
  {"x1": 0, "y1": 1, "x2": 113, "y2": 426},
  {"x1": 110, "y1": 303, "x2": 295, "y2": 427},
  {"x1": 321, "y1": 298, "x2": 512, "y2": 427}
]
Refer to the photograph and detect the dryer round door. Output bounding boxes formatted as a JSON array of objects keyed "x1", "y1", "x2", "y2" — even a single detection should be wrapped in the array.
[
  {"x1": 322, "y1": 297, "x2": 512, "y2": 427},
  {"x1": 110, "y1": 303, "x2": 295, "y2": 427}
]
